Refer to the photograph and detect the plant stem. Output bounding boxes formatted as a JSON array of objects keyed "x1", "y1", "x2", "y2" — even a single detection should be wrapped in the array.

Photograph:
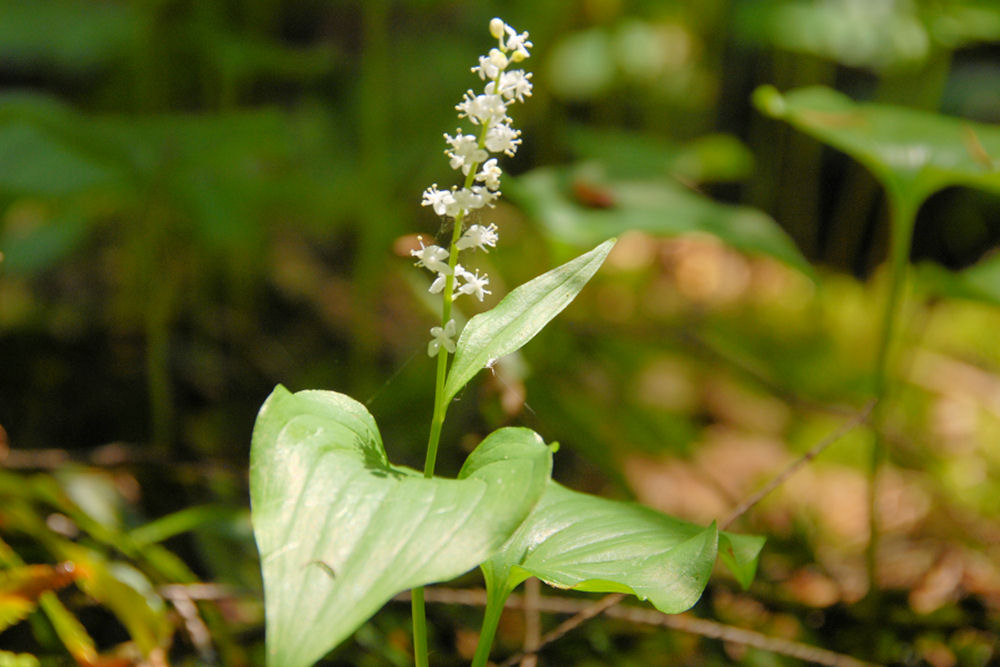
[
  {"x1": 411, "y1": 587, "x2": 429, "y2": 667},
  {"x1": 422, "y1": 101, "x2": 494, "y2": 477},
  {"x1": 423, "y1": 347, "x2": 450, "y2": 478},
  {"x1": 470, "y1": 587, "x2": 509, "y2": 667},
  {"x1": 416, "y1": 66, "x2": 507, "y2": 667},
  {"x1": 413, "y1": 153, "x2": 479, "y2": 667},
  {"x1": 866, "y1": 191, "x2": 917, "y2": 593}
]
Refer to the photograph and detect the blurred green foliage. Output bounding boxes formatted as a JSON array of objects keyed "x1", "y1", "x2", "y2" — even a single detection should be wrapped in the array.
[{"x1": 1, "y1": 0, "x2": 999, "y2": 664}]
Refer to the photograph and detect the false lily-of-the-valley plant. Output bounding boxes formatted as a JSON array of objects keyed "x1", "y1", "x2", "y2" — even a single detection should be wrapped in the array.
[{"x1": 248, "y1": 18, "x2": 766, "y2": 667}]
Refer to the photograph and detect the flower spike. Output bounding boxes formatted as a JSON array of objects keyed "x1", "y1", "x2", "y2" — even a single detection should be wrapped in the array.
[{"x1": 412, "y1": 18, "x2": 532, "y2": 356}]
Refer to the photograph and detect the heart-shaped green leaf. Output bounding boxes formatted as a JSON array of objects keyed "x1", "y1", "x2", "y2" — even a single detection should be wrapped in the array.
[
  {"x1": 250, "y1": 386, "x2": 553, "y2": 667},
  {"x1": 509, "y1": 166, "x2": 810, "y2": 274},
  {"x1": 444, "y1": 239, "x2": 616, "y2": 402},
  {"x1": 482, "y1": 482, "x2": 764, "y2": 613},
  {"x1": 753, "y1": 85, "x2": 1000, "y2": 208}
]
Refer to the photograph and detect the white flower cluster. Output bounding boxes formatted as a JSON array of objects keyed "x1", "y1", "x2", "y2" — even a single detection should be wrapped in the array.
[{"x1": 412, "y1": 18, "x2": 533, "y2": 357}]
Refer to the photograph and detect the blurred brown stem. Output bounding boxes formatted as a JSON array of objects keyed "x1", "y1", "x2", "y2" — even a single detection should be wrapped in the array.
[
  {"x1": 397, "y1": 588, "x2": 878, "y2": 667},
  {"x1": 722, "y1": 400, "x2": 875, "y2": 530}
]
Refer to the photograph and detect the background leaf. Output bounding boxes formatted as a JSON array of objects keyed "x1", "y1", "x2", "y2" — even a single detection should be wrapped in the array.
[
  {"x1": 250, "y1": 386, "x2": 553, "y2": 667},
  {"x1": 566, "y1": 127, "x2": 756, "y2": 183},
  {"x1": 445, "y1": 239, "x2": 616, "y2": 402},
  {"x1": 0, "y1": 651, "x2": 40, "y2": 667},
  {"x1": 918, "y1": 252, "x2": 1000, "y2": 307},
  {"x1": 753, "y1": 85, "x2": 1000, "y2": 206},
  {"x1": 509, "y1": 166, "x2": 810, "y2": 274},
  {"x1": 0, "y1": 563, "x2": 80, "y2": 634}
]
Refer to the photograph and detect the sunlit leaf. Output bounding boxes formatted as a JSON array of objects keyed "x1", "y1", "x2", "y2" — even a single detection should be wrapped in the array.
[
  {"x1": 445, "y1": 239, "x2": 615, "y2": 403},
  {"x1": 718, "y1": 531, "x2": 767, "y2": 590},
  {"x1": 735, "y1": 0, "x2": 1000, "y2": 71},
  {"x1": 734, "y1": 0, "x2": 931, "y2": 71},
  {"x1": 482, "y1": 482, "x2": 764, "y2": 611},
  {"x1": 509, "y1": 166, "x2": 810, "y2": 274},
  {"x1": 62, "y1": 546, "x2": 170, "y2": 656},
  {"x1": 38, "y1": 590, "x2": 99, "y2": 667},
  {"x1": 0, "y1": 594, "x2": 35, "y2": 634},
  {"x1": 250, "y1": 386, "x2": 552, "y2": 667},
  {"x1": 546, "y1": 28, "x2": 615, "y2": 101},
  {"x1": 0, "y1": 650, "x2": 40, "y2": 667},
  {"x1": 0, "y1": 562, "x2": 81, "y2": 602},
  {"x1": 753, "y1": 85, "x2": 1000, "y2": 207},
  {"x1": 0, "y1": 539, "x2": 98, "y2": 663}
]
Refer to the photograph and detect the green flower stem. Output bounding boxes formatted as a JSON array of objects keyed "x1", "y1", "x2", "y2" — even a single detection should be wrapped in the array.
[
  {"x1": 422, "y1": 69, "x2": 501, "y2": 478},
  {"x1": 867, "y1": 189, "x2": 918, "y2": 593},
  {"x1": 411, "y1": 587, "x2": 429, "y2": 667},
  {"x1": 416, "y1": 68, "x2": 507, "y2": 667},
  {"x1": 469, "y1": 585, "x2": 510, "y2": 667}
]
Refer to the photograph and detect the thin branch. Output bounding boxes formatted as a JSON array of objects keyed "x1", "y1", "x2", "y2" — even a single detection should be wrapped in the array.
[
  {"x1": 397, "y1": 588, "x2": 879, "y2": 667},
  {"x1": 500, "y1": 592, "x2": 624, "y2": 667},
  {"x1": 158, "y1": 584, "x2": 219, "y2": 661},
  {"x1": 519, "y1": 577, "x2": 541, "y2": 667},
  {"x1": 722, "y1": 400, "x2": 875, "y2": 530}
]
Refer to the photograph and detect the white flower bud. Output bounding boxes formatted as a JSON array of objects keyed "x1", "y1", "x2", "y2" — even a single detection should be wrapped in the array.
[{"x1": 488, "y1": 48, "x2": 508, "y2": 72}]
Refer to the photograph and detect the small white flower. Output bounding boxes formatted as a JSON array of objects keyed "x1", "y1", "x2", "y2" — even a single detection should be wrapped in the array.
[
  {"x1": 488, "y1": 48, "x2": 508, "y2": 73},
  {"x1": 444, "y1": 131, "x2": 488, "y2": 174},
  {"x1": 413, "y1": 18, "x2": 533, "y2": 318},
  {"x1": 472, "y1": 54, "x2": 498, "y2": 81},
  {"x1": 470, "y1": 184, "x2": 499, "y2": 208},
  {"x1": 475, "y1": 158, "x2": 502, "y2": 191},
  {"x1": 432, "y1": 264, "x2": 465, "y2": 294},
  {"x1": 452, "y1": 187, "x2": 486, "y2": 214},
  {"x1": 501, "y1": 24, "x2": 532, "y2": 61},
  {"x1": 489, "y1": 18, "x2": 505, "y2": 40},
  {"x1": 411, "y1": 239, "x2": 451, "y2": 274},
  {"x1": 456, "y1": 267, "x2": 492, "y2": 301},
  {"x1": 428, "y1": 319, "x2": 458, "y2": 357},
  {"x1": 456, "y1": 223, "x2": 499, "y2": 252},
  {"x1": 487, "y1": 70, "x2": 533, "y2": 102},
  {"x1": 456, "y1": 91, "x2": 508, "y2": 126},
  {"x1": 421, "y1": 185, "x2": 456, "y2": 217},
  {"x1": 428, "y1": 268, "x2": 452, "y2": 293},
  {"x1": 472, "y1": 48, "x2": 508, "y2": 81},
  {"x1": 484, "y1": 122, "x2": 521, "y2": 155}
]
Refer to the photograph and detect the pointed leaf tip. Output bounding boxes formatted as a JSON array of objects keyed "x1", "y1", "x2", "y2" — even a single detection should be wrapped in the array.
[
  {"x1": 753, "y1": 85, "x2": 786, "y2": 118},
  {"x1": 445, "y1": 239, "x2": 616, "y2": 401}
]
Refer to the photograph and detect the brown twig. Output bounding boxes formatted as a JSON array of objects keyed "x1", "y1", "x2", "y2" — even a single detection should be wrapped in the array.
[
  {"x1": 397, "y1": 588, "x2": 879, "y2": 667},
  {"x1": 158, "y1": 584, "x2": 224, "y2": 661},
  {"x1": 500, "y1": 592, "x2": 625, "y2": 667},
  {"x1": 519, "y1": 577, "x2": 540, "y2": 667},
  {"x1": 722, "y1": 400, "x2": 875, "y2": 530}
]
